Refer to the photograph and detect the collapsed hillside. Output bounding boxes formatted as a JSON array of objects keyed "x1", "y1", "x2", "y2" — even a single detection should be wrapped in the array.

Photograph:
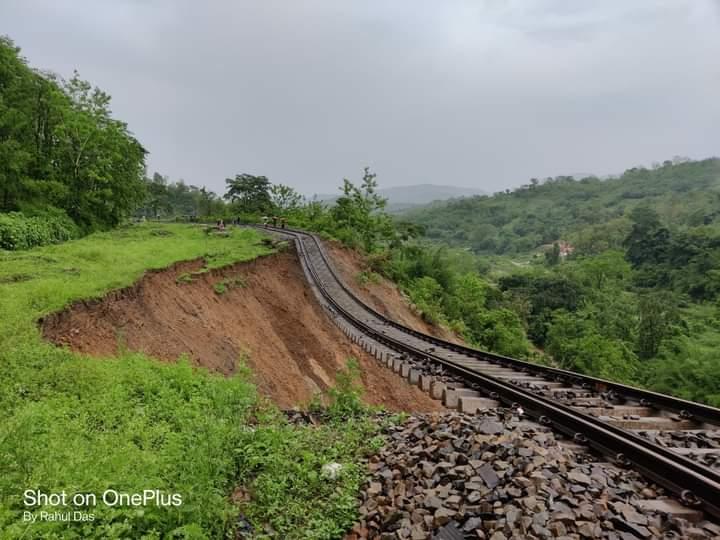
[
  {"x1": 42, "y1": 246, "x2": 443, "y2": 412},
  {"x1": 325, "y1": 240, "x2": 463, "y2": 344}
]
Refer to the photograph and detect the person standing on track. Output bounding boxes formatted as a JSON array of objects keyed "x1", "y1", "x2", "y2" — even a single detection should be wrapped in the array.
[{"x1": 262, "y1": 215, "x2": 269, "y2": 227}]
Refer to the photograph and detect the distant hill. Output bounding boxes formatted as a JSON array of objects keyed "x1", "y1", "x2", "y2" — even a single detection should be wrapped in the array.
[
  {"x1": 311, "y1": 184, "x2": 486, "y2": 212},
  {"x1": 402, "y1": 158, "x2": 720, "y2": 255}
]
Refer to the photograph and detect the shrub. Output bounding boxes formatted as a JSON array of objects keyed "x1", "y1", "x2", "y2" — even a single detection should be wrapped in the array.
[
  {"x1": 356, "y1": 270, "x2": 381, "y2": 286},
  {"x1": 0, "y1": 211, "x2": 79, "y2": 250},
  {"x1": 326, "y1": 358, "x2": 368, "y2": 420}
]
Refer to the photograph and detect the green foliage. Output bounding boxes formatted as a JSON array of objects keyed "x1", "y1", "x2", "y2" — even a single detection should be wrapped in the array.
[
  {"x1": 136, "y1": 173, "x2": 227, "y2": 220},
  {"x1": 403, "y1": 158, "x2": 720, "y2": 255},
  {"x1": 545, "y1": 310, "x2": 640, "y2": 382},
  {"x1": 407, "y1": 276, "x2": 445, "y2": 324},
  {"x1": 637, "y1": 291, "x2": 683, "y2": 359},
  {"x1": 270, "y1": 183, "x2": 304, "y2": 212},
  {"x1": 213, "y1": 275, "x2": 247, "y2": 295},
  {"x1": 236, "y1": 359, "x2": 381, "y2": 539},
  {"x1": 623, "y1": 208, "x2": 720, "y2": 300},
  {"x1": 0, "y1": 223, "x2": 386, "y2": 538},
  {"x1": 379, "y1": 242, "x2": 531, "y2": 357},
  {"x1": 356, "y1": 270, "x2": 381, "y2": 286},
  {"x1": 224, "y1": 173, "x2": 272, "y2": 213},
  {"x1": 545, "y1": 242, "x2": 561, "y2": 266},
  {"x1": 499, "y1": 272, "x2": 584, "y2": 346},
  {"x1": 330, "y1": 167, "x2": 395, "y2": 252},
  {"x1": 326, "y1": 358, "x2": 371, "y2": 420},
  {"x1": 0, "y1": 210, "x2": 79, "y2": 250},
  {"x1": 0, "y1": 224, "x2": 276, "y2": 538},
  {"x1": 213, "y1": 281, "x2": 227, "y2": 295},
  {"x1": 645, "y1": 305, "x2": 720, "y2": 406},
  {"x1": 176, "y1": 272, "x2": 194, "y2": 284},
  {"x1": 235, "y1": 409, "x2": 381, "y2": 539},
  {"x1": 0, "y1": 37, "x2": 146, "y2": 237}
]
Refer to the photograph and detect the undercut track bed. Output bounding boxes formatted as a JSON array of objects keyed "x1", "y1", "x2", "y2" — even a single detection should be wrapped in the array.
[{"x1": 258, "y1": 225, "x2": 720, "y2": 523}]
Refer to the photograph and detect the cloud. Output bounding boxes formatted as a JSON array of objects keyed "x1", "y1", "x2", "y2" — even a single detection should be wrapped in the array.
[{"x1": 1, "y1": 0, "x2": 718, "y2": 194}]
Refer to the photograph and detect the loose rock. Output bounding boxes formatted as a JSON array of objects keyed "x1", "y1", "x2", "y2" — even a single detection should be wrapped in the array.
[{"x1": 348, "y1": 411, "x2": 718, "y2": 539}]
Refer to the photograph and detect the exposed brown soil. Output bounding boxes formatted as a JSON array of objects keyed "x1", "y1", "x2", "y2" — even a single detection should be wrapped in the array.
[
  {"x1": 42, "y1": 247, "x2": 443, "y2": 412},
  {"x1": 324, "y1": 240, "x2": 464, "y2": 345}
]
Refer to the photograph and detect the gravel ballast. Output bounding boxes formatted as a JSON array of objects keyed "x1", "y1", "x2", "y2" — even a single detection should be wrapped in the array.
[{"x1": 347, "y1": 410, "x2": 720, "y2": 540}]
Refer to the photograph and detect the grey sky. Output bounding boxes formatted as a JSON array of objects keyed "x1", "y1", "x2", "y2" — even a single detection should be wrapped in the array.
[{"x1": 2, "y1": 1, "x2": 719, "y2": 195}]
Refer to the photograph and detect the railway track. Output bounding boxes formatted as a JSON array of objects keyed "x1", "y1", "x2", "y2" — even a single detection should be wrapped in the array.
[{"x1": 258, "y1": 225, "x2": 720, "y2": 521}]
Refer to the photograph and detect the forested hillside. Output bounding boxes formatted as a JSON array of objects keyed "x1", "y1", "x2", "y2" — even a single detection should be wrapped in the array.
[
  {"x1": 388, "y1": 158, "x2": 720, "y2": 406},
  {"x1": 403, "y1": 158, "x2": 720, "y2": 255}
]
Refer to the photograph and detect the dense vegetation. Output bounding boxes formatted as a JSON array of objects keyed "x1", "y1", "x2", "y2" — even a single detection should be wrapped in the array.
[
  {"x1": 282, "y1": 160, "x2": 720, "y2": 406},
  {"x1": 0, "y1": 224, "x2": 383, "y2": 538},
  {"x1": 3, "y1": 32, "x2": 719, "y2": 538},
  {"x1": 387, "y1": 159, "x2": 720, "y2": 406},
  {"x1": 0, "y1": 38, "x2": 389, "y2": 539},
  {"x1": 403, "y1": 158, "x2": 720, "y2": 255},
  {"x1": 0, "y1": 37, "x2": 146, "y2": 245},
  {"x1": 134, "y1": 172, "x2": 306, "y2": 222}
]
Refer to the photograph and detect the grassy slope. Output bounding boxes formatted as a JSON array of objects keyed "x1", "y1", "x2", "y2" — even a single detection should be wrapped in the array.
[{"x1": 0, "y1": 223, "x2": 379, "y2": 539}]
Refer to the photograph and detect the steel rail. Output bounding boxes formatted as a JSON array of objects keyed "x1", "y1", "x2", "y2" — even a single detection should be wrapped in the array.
[
  {"x1": 259, "y1": 225, "x2": 720, "y2": 518},
  {"x1": 305, "y1": 227, "x2": 720, "y2": 427}
]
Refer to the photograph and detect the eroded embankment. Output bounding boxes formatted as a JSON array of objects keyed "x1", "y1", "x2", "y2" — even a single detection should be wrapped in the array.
[
  {"x1": 41, "y1": 247, "x2": 442, "y2": 411},
  {"x1": 325, "y1": 241, "x2": 464, "y2": 345}
]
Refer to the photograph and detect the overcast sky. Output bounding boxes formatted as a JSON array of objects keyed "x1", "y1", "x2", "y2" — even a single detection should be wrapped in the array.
[{"x1": 2, "y1": 1, "x2": 719, "y2": 195}]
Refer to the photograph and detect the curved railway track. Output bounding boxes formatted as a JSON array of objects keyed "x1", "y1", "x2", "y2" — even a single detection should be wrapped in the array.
[{"x1": 258, "y1": 225, "x2": 720, "y2": 520}]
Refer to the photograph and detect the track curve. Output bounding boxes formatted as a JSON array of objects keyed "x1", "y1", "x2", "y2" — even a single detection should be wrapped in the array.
[{"x1": 258, "y1": 225, "x2": 720, "y2": 520}]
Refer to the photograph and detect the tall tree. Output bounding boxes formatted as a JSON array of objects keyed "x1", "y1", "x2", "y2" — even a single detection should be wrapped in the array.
[
  {"x1": 624, "y1": 206, "x2": 669, "y2": 267},
  {"x1": 54, "y1": 72, "x2": 147, "y2": 228},
  {"x1": 0, "y1": 38, "x2": 147, "y2": 231},
  {"x1": 637, "y1": 292, "x2": 680, "y2": 360},
  {"x1": 269, "y1": 183, "x2": 303, "y2": 212},
  {"x1": 331, "y1": 167, "x2": 393, "y2": 251},
  {"x1": 223, "y1": 174, "x2": 271, "y2": 213}
]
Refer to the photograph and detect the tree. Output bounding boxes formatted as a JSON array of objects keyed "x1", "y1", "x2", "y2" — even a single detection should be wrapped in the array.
[
  {"x1": 223, "y1": 174, "x2": 271, "y2": 213},
  {"x1": 331, "y1": 167, "x2": 393, "y2": 251},
  {"x1": 637, "y1": 292, "x2": 681, "y2": 360},
  {"x1": 0, "y1": 36, "x2": 147, "y2": 232},
  {"x1": 143, "y1": 173, "x2": 171, "y2": 218},
  {"x1": 545, "y1": 242, "x2": 561, "y2": 266},
  {"x1": 624, "y1": 206, "x2": 669, "y2": 267},
  {"x1": 546, "y1": 311, "x2": 639, "y2": 382},
  {"x1": 269, "y1": 183, "x2": 303, "y2": 212},
  {"x1": 51, "y1": 72, "x2": 147, "y2": 229}
]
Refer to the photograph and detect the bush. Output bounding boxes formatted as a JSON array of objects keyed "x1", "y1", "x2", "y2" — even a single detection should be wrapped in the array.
[{"x1": 0, "y1": 211, "x2": 79, "y2": 250}]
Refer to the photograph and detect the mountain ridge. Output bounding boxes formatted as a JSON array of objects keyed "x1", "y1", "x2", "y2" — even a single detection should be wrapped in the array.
[{"x1": 310, "y1": 184, "x2": 486, "y2": 209}]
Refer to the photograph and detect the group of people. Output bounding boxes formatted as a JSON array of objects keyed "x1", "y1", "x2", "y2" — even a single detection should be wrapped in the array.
[
  {"x1": 214, "y1": 217, "x2": 245, "y2": 231},
  {"x1": 261, "y1": 216, "x2": 287, "y2": 228},
  {"x1": 212, "y1": 216, "x2": 288, "y2": 231}
]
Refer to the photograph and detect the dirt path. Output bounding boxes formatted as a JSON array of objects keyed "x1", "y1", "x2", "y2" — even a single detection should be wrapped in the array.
[{"x1": 42, "y1": 247, "x2": 443, "y2": 412}]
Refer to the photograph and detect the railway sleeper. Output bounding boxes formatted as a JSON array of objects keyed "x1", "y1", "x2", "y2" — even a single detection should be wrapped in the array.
[
  {"x1": 610, "y1": 416, "x2": 698, "y2": 430},
  {"x1": 457, "y1": 396, "x2": 499, "y2": 414},
  {"x1": 442, "y1": 387, "x2": 481, "y2": 409},
  {"x1": 580, "y1": 406, "x2": 656, "y2": 417},
  {"x1": 274, "y1": 227, "x2": 720, "y2": 523}
]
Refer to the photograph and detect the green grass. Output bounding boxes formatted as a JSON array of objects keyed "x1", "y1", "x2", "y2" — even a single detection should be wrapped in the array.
[
  {"x1": 0, "y1": 223, "x2": 382, "y2": 538},
  {"x1": 213, "y1": 275, "x2": 247, "y2": 295}
]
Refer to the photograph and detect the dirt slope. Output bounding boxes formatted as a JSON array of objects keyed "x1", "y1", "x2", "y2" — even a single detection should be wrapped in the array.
[
  {"x1": 324, "y1": 240, "x2": 463, "y2": 344},
  {"x1": 42, "y1": 247, "x2": 442, "y2": 412}
]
